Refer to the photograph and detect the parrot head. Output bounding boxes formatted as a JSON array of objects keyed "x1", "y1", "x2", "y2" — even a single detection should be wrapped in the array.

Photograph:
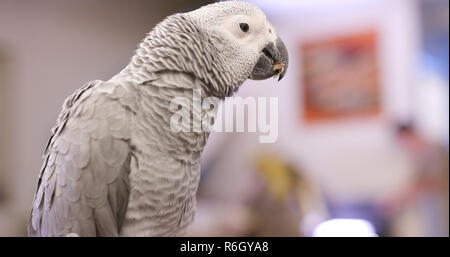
[
  {"x1": 130, "y1": 1, "x2": 289, "y2": 98},
  {"x1": 188, "y1": 1, "x2": 289, "y2": 83}
]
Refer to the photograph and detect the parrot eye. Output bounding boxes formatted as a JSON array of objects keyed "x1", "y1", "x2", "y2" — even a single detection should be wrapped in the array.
[{"x1": 239, "y1": 23, "x2": 249, "y2": 33}]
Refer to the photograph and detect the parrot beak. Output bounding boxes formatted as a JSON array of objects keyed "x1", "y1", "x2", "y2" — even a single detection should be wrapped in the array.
[{"x1": 249, "y1": 37, "x2": 289, "y2": 82}]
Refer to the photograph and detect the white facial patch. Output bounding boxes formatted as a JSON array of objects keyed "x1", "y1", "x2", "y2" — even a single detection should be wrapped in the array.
[{"x1": 214, "y1": 11, "x2": 271, "y2": 54}]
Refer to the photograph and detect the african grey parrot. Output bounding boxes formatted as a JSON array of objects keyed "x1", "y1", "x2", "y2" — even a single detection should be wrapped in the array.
[{"x1": 28, "y1": 1, "x2": 288, "y2": 236}]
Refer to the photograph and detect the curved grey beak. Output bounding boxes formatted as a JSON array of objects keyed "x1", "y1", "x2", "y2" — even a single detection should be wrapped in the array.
[{"x1": 249, "y1": 37, "x2": 289, "y2": 82}]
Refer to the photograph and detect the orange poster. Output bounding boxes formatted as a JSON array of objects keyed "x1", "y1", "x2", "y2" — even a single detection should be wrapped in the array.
[{"x1": 301, "y1": 31, "x2": 381, "y2": 122}]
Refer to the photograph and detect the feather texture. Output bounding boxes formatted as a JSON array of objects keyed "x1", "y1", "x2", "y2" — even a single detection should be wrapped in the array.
[
  {"x1": 28, "y1": 81, "x2": 132, "y2": 236},
  {"x1": 28, "y1": 1, "x2": 271, "y2": 237}
]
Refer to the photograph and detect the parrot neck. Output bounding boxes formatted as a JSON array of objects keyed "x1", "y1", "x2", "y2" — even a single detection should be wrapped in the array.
[
  {"x1": 108, "y1": 14, "x2": 249, "y2": 160},
  {"x1": 109, "y1": 70, "x2": 215, "y2": 163},
  {"x1": 118, "y1": 14, "x2": 246, "y2": 99}
]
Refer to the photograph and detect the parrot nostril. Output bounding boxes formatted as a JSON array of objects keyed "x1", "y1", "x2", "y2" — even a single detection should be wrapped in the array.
[{"x1": 262, "y1": 47, "x2": 274, "y2": 61}]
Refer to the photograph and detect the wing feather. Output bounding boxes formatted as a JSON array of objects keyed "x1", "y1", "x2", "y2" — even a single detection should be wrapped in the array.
[{"x1": 28, "y1": 80, "x2": 134, "y2": 237}]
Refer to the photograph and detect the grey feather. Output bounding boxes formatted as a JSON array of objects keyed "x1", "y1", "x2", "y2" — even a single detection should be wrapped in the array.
[
  {"x1": 28, "y1": 80, "x2": 133, "y2": 236},
  {"x1": 28, "y1": 1, "x2": 285, "y2": 237}
]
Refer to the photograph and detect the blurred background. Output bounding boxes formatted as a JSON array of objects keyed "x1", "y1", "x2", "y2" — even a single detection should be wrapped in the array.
[{"x1": 0, "y1": 0, "x2": 448, "y2": 236}]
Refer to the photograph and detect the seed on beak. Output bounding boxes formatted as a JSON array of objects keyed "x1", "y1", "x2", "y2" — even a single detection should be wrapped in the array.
[{"x1": 272, "y1": 62, "x2": 285, "y2": 78}]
